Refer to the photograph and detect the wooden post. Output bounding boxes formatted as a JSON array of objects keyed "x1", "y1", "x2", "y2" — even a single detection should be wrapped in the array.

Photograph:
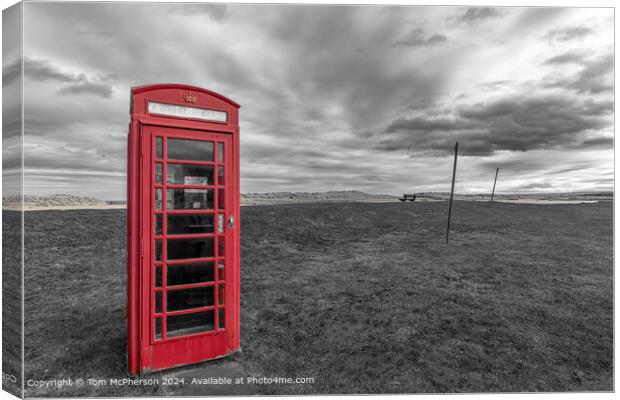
[
  {"x1": 446, "y1": 142, "x2": 458, "y2": 244},
  {"x1": 491, "y1": 168, "x2": 499, "y2": 202}
]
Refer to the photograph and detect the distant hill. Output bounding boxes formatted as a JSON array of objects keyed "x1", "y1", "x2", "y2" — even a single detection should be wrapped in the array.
[
  {"x1": 241, "y1": 190, "x2": 397, "y2": 205},
  {"x1": 415, "y1": 192, "x2": 613, "y2": 202},
  {"x1": 3, "y1": 190, "x2": 611, "y2": 210},
  {"x1": 3, "y1": 194, "x2": 114, "y2": 210},
  {"x1": 2, "y1": 191, "x2": 398, "y2": 210}
]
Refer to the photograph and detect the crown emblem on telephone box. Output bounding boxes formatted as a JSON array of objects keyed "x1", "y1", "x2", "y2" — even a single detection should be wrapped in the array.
[{"x1": 183, "y1": 93, "x2": 197, "y2": 103}]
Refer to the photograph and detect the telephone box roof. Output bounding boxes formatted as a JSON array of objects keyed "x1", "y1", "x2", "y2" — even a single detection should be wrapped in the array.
[{"x1": 131, "y1": 84, "x2": 240, "y2": 108}]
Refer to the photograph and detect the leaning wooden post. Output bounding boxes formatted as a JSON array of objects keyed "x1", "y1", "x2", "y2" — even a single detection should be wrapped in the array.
[
  {"x1": 446, "y1": 142, "x2": 458, "y2": 244},
  {"x1": 491, "y1": 168, "x2": 499, "y2": 202}
]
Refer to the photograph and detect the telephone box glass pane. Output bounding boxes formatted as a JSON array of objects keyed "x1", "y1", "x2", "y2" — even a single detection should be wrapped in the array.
[
  {"x1": 155, "y1": 240, "x2": 162, "y2": 261},
  {"x1": 167, "y1": 286, "x2": 215, "y2": 311},
  {"x1": 218, "y1": 308, "x2": 225, "y2": 329},
  {"x1": 217, "y1": 143, "x2": 224, "y2": 162},
  {"x1": 217, "y1": 262, "x2": 225, "y2": 281},
  {"x1": 155, "y1": 163, "x2": 163, "y2": 184},
  {"x1": 167, "y1": 138, "x2": 213, "y2": 161},
  {"x1": 155, "y1": 189, "x2": 163, "y2": 210},
  {"x1": 155, "y1": 318, "x2": 163, "y2": 340},
  {"x1": 155, "y1": 266, "x2": 162, "y2": 288},
  {"x1": 167, "y1": 189, "x2": 213, "y2": 210},
  {"x1": 167, "y1": 238, "x2": 214, "y2": 260},
  {"x1": 167, "y1": 310, "x2": 215, "y2": 338},
  {"x1": 155, "y1": 292, "x2": 162, "y2": 313},
  {"x1": 167, "y1": 164, "x2": 213, "y2": 186},
  {"x1": 217, "y1": 189, "x2": 225, "y2": 209},
  {"x1": 168, "y1": 214, "x2": 214, "y2": 235},
  {"x1": 167, "y1": 262, "x2": 215, "y2": 286},
  {"x1": 156, "y1": 137, "x2": 163, "y2": 159},
  {"x1": 217, "y1": 167, "x2": 224, "y2": 185},
  {"x1": 155, "y1": 215, "x2": 162, "y2": 235},
  {"x1": 218, "y1": 236, "x2": 225, "y2": 257},
  {"x1": 218, "y1": 284, "x2": 225, "y2": 305}
]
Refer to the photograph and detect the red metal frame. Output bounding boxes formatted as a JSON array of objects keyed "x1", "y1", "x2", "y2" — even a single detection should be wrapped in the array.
[{"x1": 127, "y1": 84, "x2": 240, "y2": 375}]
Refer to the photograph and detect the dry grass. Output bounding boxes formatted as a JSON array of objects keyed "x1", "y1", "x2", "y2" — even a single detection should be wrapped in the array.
[
  {"x1": 15, "y1": 201, "x2": 613, "y2": 396},
  {"x1": 239, "y1": 201, "x2": 613, "y2": 394},
  {"x1": 2, "y1": 211, "x2": 23, "y2": 397}
]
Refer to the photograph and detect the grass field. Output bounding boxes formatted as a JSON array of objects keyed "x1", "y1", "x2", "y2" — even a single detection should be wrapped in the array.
[
  {"x1": 2, "y1": 211, "x2": 23, "y2": 397},
  {"x1": 17, "y1": 200, "x2": 613, "y2": 396}
]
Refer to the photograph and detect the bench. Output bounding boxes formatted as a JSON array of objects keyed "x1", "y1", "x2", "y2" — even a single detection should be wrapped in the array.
[{"x1": 399, "y1": 194, "x2": 416, "y2": 202}]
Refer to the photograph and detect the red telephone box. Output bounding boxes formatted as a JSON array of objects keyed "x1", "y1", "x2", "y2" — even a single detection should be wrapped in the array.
[{"x1": 127, "y1": 84, "x2": 240, "y2": 375}]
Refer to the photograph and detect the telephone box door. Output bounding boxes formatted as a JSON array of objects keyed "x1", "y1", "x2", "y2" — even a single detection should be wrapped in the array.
[{"x1": 141, "y1": 127, "x2": 234, "y2": 370}]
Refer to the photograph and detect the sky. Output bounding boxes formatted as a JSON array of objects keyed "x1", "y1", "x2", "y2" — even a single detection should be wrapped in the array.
[{"x1": 2, "y1": 3, "x2": 614, "y2": 200}]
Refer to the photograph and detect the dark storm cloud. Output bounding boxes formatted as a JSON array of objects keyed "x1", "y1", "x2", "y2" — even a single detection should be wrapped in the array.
[
  {"x1": 58, "y1": 82, "x2": 114, "y2": 98},
  {"x1": 386, "y1": 116, "x2": 473, "y2": 133},
  {"x1": 217, "y1": 6, "x2": 455, "y2": 140},
  {"x1": 544, "y1": 25, "x2": 594, "y2": 42},
  {"x1": 377, "y1": 93, "x2": 612, "y2": 156},
  {"x1": 2, "y1": 114, "x2": 22, "y2": 140},
  {"x1": 22, "y1": 57, "x2": 114, "y2": 98},
  {"x1": 545, "y1": 52, "x2": 613, "y2": 94},
  {"x1": 18, "y1": 4, "x2": 614, "y2": 196},
  {"x1": 23, "y1": 99, "x2": 127, "y2": 137},
  {"x1": 458, "y1": 94, "x2": 611, "y2": 140},
  {"x1": 2, "y1": 137, "x2": 22, "y2": 170},
  {"x1": 242, "y1": 141, "x2": 326, "y2": 164},
  {"x1": 566, "y1": 54, "x2": 613, "y2": 94},
  {"x1": 544, "y1": 50, "x2": 588, "y2": 65},
  {"x1": 22, "y1": 154, "x2": 124, "y2": 173},
  {"x1": 455, "y1": 7, "x2": 505, "y2": 24},
  {"x1": 24, "y1": 57, "x2": 77, "y2": 82},
  {"x1": 478, "y1": 157, "x2": 591, "y2": 174},
  {"x1": 393, "y1": 28, "x2": 447, "y2": 47},
  {"x1": 475, "y1": 80, "x2": 513, "y2": 91},
  {"x1": 2, "y1": 68, "x2": 22, "y2": 139},
  {"x1": 2, "y1": 57, "x2": 21, "y2": 86},
  {"x1": 579, "y1": 137, "x2": 613, "y2": 148}
]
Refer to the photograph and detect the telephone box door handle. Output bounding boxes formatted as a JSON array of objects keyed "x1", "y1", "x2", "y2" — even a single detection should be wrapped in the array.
[{"x1": 228, "y1": 215, "x2": 234, "y2": 230}]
